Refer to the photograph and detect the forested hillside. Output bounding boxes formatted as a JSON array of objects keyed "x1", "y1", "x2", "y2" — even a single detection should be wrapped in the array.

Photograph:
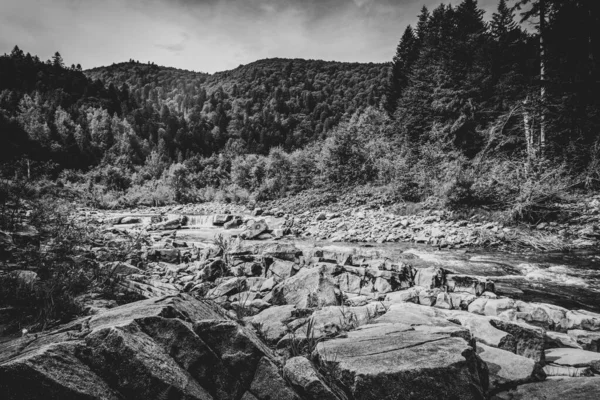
[
  {"x1": 86, "y1": 58, "x2": 386, "y2": 156},
  {"x1": 1, "y1": 0, "x2": 599, "y2": 223}
]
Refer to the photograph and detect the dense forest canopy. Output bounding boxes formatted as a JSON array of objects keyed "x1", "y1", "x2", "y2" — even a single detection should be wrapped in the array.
[{"x1": 1, "y1": 0, "x2": 599, "y2": 216}]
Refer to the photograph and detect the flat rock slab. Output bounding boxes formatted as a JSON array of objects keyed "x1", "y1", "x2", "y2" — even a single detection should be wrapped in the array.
[
  {"x1": 314, "y1": 323, "x2": 488, "y2": 400},
  {"x1": 493, "y1": 377, "x2": 600, "y2": 400},
  {"x1": 545, "y1": 348, "x2": 600, "y2": 368},
  {"x1": 476, "y1": 343, "x2": 545, "y2": 392},
  {"x1": 375, "y1": 302, "x2": 457, "y2": 327}
]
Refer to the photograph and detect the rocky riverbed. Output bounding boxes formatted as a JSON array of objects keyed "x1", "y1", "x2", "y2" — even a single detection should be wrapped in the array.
[{"x1": 2, "y1": 204, "x2": 600, "y2": 399}]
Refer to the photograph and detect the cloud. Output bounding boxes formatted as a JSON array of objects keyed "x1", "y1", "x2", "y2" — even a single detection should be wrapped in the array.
[
  {"x1": 0, "y1": 0, "x2": 501, "y2": 73},
  {"x1": 155, "y1": 33, "x2": 190, "y2": 53}
]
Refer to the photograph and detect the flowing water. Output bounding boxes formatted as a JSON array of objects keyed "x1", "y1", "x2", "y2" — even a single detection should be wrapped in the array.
[{"x1": 113, "y1": 212, "x2": 600, "y2": 313}]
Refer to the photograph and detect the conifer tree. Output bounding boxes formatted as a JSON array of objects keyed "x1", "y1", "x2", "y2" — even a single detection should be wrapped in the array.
[{"x1": 385, "y1": 25, "x2": 419, "y2": 113}]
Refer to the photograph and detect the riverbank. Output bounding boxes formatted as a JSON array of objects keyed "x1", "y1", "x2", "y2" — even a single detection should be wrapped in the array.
[
  {"x1": 2, "y1": 211, "x2": 600, "y2": 399},
  {"x1": 93, "y1": 187, "x2": 600, "y2": 252}
]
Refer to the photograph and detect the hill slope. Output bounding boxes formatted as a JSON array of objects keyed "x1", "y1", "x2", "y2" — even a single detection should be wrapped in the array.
[{"x1": 86, "y1": 58, "x2": 388, "y2": 154}]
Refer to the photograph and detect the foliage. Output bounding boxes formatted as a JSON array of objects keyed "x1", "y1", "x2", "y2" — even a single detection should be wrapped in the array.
[{"x1": 0, "y1": 184, "x2": 114, "y2": 332}]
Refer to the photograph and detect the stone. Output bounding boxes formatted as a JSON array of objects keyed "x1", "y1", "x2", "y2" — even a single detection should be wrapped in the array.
[
  {"x1": 261, "y1": 243, "x2": 302, "y2": 262},
  {"x1": 283, "y1": 357, "x2": 340, "y2": 400},
  {"x1": 152, "y1": 219, "x2": 181, "y2": 230},
  {"x1": 250, "y1": 305, "x2": 296, "y2": 344},
  {"x1": 568, "y1": 330, "x2": 600, "y2": 352},
  {"x1": 384, "y1": 287, "x2": 420, "y2": 304},
  {"x1": 337, "y1": 272, "x2": 369, "y2": 295},
  {"x1": 249, "y1": 357, "x2": 299, "y2": 400},
  {"x1": 314, "y1": 324, "x2": 488, "y2": 400},
  {"x1": 468, "y1": 298, "x2": 489, "y2": 315},
  {"x1": 493, "y1": 377, "x2": 600, "y2": 400},
  {"x1": 10, "y1": 270, "x2": 38, "y2": 287},
  {"x1": 241, "y1": 220, "x2": 269, "y2": 240},
  {"x1": 418, "y1": 288, "x2": 440, "y2": 306},
  {"x1": 413, "y1": 266, "x2": 446, "y2": 289},
  {"x1": 446, "y1": 275, "x2": 492, "y2": 296},
  {"x1": 566, "y1": 310, "x2": 600, "y2": 331},
  {"x1": 206, "y1": 277, "x2": 246, "y2": 299},
  {"x1": 259, "y1": 277, "x2": 275, "y2": 292},
  {"x1": 272, "y1": 266, "x2": 341, "y2": 309},
  {"x1": 213, "y1": 214, "x2": 233, "y2": 226},
  {"x1": 1, "y1": 294, "x2": 294, "y2": 400},
  {"x1": 545, "y1": 348, "x2": 600, "y2": 368},
  {"x1": 516, "y1": 302, "x2": 569, "y2": 331},
  {"x1": 376, "y1": 303, "x2": 457, "y2": 328},
  {"x1": 450, "y1": 313, "x2": 515, "y2": 353},
  {"x1": 484, "y1": 298, "x2": 516, "y2": 317},
  {"x1": 476, "y1": 343, "x2": 545, "y2": 392},
  {"x1": 266, "y1": 259, "x2": 297, "y2": 283},
  {"x1": 310, "y1": 304, "x2": 385, "y2": 337},
  {"x1": 147, "y1": 248, "x2": 180, "y2": 263},
  {"x1": 489, "y1": 318, "x2": 546, "y2": 362},
  {"x1": 434, "y1": 291, "x2": 453, "y2": 309},
  {"x1": 545, "y1": 331, "x2": 583, "y2": 349},
  {"x1": 120, "y1": 216, "x2": 142, "y2": 224},
  {"x1": 224, "y1": 218, "x2": 242, "y2": 229},
  {"x1": 373, "y1": 277, "x2": 392, "y2": 293},
  {"x1": 200, "y1": 259, "x2": 227, "y2": 282},
  {"x1": 449, "y1": 292, "x2": 477, "y2": 310},
  {"x1": 110, "y1": 262, "x2": 144, "y2": 276},
  {"x1": 240, "y1": 392, "x2": 259, "y2": 400}
]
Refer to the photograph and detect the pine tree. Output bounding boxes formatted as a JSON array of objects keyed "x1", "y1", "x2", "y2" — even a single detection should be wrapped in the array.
[
  {"x1": 10, "y1": 45, "x2": 24, "y2": 59},
  {"x1": 491, "y1": 0, "x2": 518, "y2": 39},
  {"x1": 52, "y1": 52, "x2": 64, "y2": 68},
  {"x1": 385, "y1": 25, "x2": 419, "y2": 113},
  {"x1": 415, "y1": 6, "x2": 430, "y2": 44}
]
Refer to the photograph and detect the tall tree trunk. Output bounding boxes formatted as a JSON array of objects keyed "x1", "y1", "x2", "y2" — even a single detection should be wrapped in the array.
[
  {"x1": 523, "y1": 97, "x2": 535, "y2": 162},
  {"x1": 589, "y1": 0, "x2": 595, "y2": 84},
  {"x1": 539, "y1": 0, "x2": 547, "y2": 157}
]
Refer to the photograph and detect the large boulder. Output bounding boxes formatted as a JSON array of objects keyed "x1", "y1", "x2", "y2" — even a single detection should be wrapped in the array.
[
  {"x1": 515, "y1": 302, "x2": 569, "y2": 331},
  {"x1": 266, "y1": 259, "x2": 298, "y2": 283},
  {"x1": 0, "y1": 295, "x2": 297, "y2": 400},
  {"x1": 250, "y1": 305, "x2": 296, "y2": 344},
  {"x1": 413, "y1": 266, "x2": 446, "y2": 289},
  {"x1": 313, "y1": 323, "x2": 489, "y2": 400},
  {"x1": 248, "y1": 357, "x2": 300, "y2": 400},
  {"x1": 272, "y1": 266, "x2": 341, "y2": 308},
  {"x1": 476, "y1": 344, "x2": 545, "y2": 392},
  {"x1": 283, "y1": 356, "x2": 342, "y2": 400},
  {"x1": 450, "y1": 313, "x2": 515, "y2": 353},
  {"x1": 568, "y1": 330, "x2": 600, "y2": 352},
  {"x1": 489, "y1": 319, "x2": 546, "y2": 362}
]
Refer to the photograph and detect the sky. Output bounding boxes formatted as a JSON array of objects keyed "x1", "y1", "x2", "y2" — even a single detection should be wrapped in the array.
[{"x1": 0, "y1": 0, "x2": 501, "y2": 73}]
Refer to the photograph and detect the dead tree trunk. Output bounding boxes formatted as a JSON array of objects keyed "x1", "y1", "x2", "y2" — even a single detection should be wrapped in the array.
[
  {"x1": 539, "y1": 0, "x2": 547, "y2": 157},
  {"x1": 523, "y1": 97, "x2": 535, "y2": 162}
]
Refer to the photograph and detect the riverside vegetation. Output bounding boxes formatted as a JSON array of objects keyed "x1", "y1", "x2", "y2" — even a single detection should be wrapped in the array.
[{"x1": 2, "y1": 0, "x2": 600, "y2": 399}]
